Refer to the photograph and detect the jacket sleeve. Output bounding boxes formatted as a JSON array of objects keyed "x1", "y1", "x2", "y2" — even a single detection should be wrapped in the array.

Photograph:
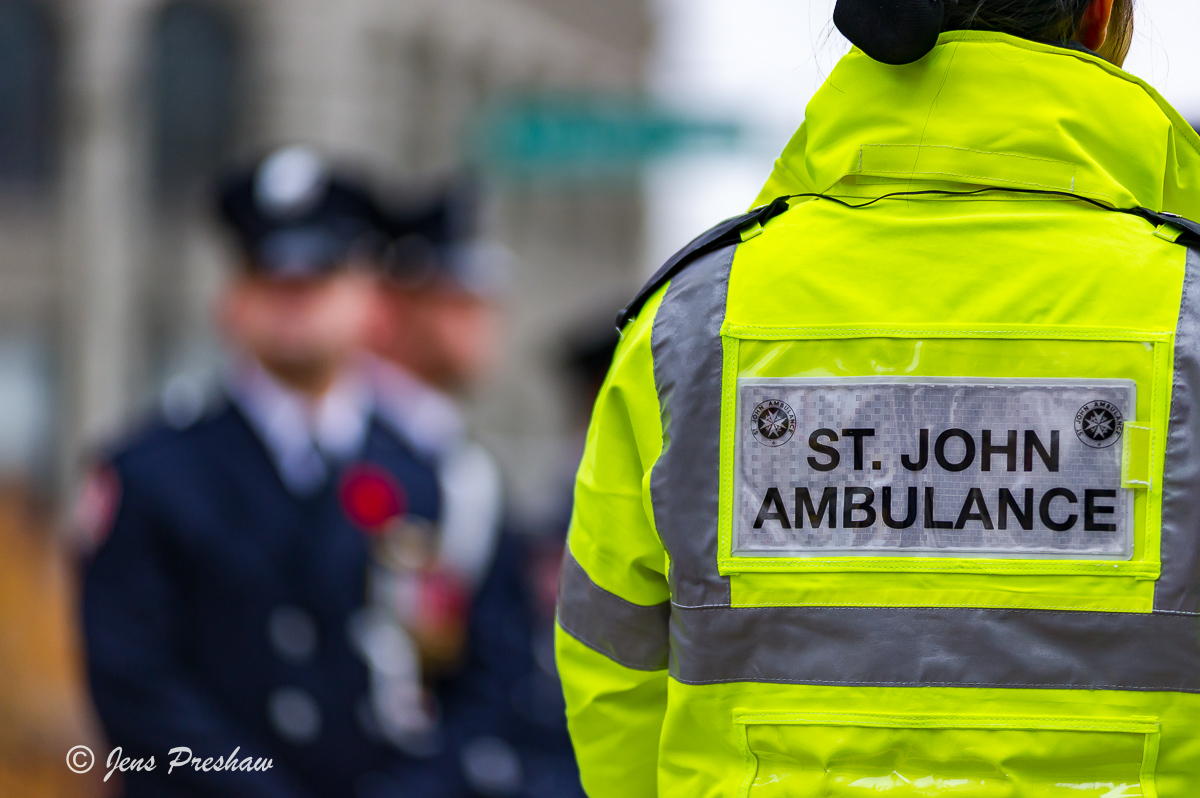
[
  {"x1": 556, "y1": 288, "x2": 672, "y2": 797},
  {"x1": 82, "y1": 460, "x2": 313, "y2": 798}
]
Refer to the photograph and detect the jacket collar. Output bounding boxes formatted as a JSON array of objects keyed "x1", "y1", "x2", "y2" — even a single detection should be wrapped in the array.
[{"x1": 754, "y1": 32, "x2": 1200, "y2": 218}]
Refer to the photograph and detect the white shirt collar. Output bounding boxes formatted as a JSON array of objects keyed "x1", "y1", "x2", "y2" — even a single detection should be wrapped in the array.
[
  {"x1": 368, "y1": 358, "x2": 465, "y2": 460},
  {"x1": 225, "y1": 357, "x2": 374, "y2": 496}
]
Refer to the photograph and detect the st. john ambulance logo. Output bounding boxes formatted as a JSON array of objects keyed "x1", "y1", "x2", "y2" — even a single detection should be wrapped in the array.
[
  {"x1": 1075, "y1": 400, "x2": 1123, "y2": 449},
  {"x1": 751, "y1": 399, "x2": 796, "y2": 447}
]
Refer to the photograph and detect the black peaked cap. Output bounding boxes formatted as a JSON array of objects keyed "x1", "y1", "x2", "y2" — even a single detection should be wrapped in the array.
[
  {"x1": 378, "y1": 181, "x2": 483, "y2": 288},
  {"x1": 216, "y1": 148, "x2": 387, "y2": 277}
]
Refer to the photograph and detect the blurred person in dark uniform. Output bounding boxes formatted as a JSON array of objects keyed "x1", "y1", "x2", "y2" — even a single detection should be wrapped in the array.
[
  {"x1": 368, "y1": 185, "x2": 585, "y2": 798},
  {"x1": 499, "y1": 323, "x2": 619, "y2": 798},
  {"x1": 81, "y1": 147, "x2": 460, "y2": 798},
  {"x1": 368, "y1": 183, "x2": 509, "y2": 619},
  {"x1": 370, "y1": 184, "x2": 507, "y2": 606},
  {"x1": 367, "y1": 184, "x2": 513, "y2": 796}
]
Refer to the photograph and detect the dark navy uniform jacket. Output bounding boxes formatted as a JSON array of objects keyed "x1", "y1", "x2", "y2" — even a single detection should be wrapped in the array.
[
  {"x1": 447, "y1": 531, "x2": 587, "y2": 798},
  {"x1": 83, "y1": 400, "x2": 452, "y2": 798}
]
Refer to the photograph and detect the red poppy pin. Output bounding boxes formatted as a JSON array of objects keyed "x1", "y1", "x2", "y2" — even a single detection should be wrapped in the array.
[{"x1": 339, "y1": 464, "x2": 407, "y2": 534}]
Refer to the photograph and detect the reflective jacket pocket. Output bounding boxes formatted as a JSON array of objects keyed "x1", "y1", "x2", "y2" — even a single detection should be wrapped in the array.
[{"x1": 735, "y1": 711, "x2": 1159, "y2": 798}]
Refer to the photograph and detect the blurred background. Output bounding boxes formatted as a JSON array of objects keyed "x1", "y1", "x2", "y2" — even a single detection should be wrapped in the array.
[{"x1": 0, "y1": 0, "x2": 1197, "y2": 794}]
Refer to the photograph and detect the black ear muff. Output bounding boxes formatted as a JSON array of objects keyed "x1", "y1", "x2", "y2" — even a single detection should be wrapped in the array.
[{"x1": 834, "y1": 0, "x2": 947, "y2": 65}]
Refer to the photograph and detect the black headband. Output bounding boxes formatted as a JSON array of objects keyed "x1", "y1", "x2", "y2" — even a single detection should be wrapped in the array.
[{"x1": 834, "y1": 0, "x2": 954, "y2": 65}]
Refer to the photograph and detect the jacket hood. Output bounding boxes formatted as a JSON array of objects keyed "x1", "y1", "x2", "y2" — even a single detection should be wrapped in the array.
[{"x1": 754, "y1": 31, "x2": 1200, "y2": 218}]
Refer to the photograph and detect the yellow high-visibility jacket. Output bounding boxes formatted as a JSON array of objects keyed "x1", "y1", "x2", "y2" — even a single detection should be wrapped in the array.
[{"x1": 557, "y1": 31, "x2": 1200, "y2": 797}]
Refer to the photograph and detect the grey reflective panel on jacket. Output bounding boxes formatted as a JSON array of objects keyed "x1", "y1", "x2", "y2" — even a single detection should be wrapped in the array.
[
  {"x1": 650, "y1": 244, "x2": 736, "y2": 609},
  {"x1": 557, "y1": 550, "x2": 671, "y2": 672},
  {"x1": 1156, "y1": 247, "x2": 1200, "y2": 615},
  {"x1": 667, "y1": 604, "x2": 1200, "y2": 692},
  {"x1": 643, "y1": 235, "x2": 1200, "y2": 694}
]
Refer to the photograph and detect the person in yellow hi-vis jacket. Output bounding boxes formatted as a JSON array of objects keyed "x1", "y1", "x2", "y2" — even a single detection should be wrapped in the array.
[{"x1": 556, "y1": 0, "x2": 1200, "y2": 794}]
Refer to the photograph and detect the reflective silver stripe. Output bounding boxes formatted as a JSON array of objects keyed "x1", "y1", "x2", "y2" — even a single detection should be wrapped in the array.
[
  {"x1": 650, "y1": 244, "x2": 736, "y2": 608},
  {"x1": 557, "y1": 550, "x2": 670, "y2": 671},
  {"x1": 1157, "y1": 247, "x2": 1200, "y2": 614},
  {"x1": 669, "y1": 605, "x2": 1200, "y2": 692},
  {"x1": 647, "y1": 240, "x2": 1200, "y2": 690}
]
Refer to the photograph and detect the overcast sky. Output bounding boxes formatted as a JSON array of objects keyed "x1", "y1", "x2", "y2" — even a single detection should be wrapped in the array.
[{"x1": 643, "y1": 0, "x2": 1200, "y2": 269}]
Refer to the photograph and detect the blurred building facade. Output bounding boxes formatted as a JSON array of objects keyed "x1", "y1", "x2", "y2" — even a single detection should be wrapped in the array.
[{"x1": 0, "y1": 0, "x2": 651, "y2": 518}]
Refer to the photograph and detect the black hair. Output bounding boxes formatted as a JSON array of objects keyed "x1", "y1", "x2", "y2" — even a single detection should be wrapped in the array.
[{"x1": 942, "y1": 0, "x2": 1093, "y2": 43}]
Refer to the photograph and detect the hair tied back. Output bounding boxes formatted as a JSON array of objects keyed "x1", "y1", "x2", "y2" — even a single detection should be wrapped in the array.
[{"x1": 834, "y1": 0, "x2": 954, "y2": 65}]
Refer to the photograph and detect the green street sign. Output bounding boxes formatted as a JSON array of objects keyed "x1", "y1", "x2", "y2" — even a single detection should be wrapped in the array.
[{"x1": 472, "y1": 94, "x2": 741, "y2": 179}]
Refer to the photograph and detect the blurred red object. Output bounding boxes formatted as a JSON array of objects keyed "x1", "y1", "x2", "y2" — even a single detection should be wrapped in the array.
[
  {"x1": 339, "y1": 465, "x2": 407, "y2": 533},
  {"x1": 418, "y1": 569, "x2": 469, "y2": 629},
  {"x1": 72, "y1": 465, "x2": 121, "y2": 551},
  {"x1": 414, "y1": 568, "x2": 471, "y2": 672}
]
